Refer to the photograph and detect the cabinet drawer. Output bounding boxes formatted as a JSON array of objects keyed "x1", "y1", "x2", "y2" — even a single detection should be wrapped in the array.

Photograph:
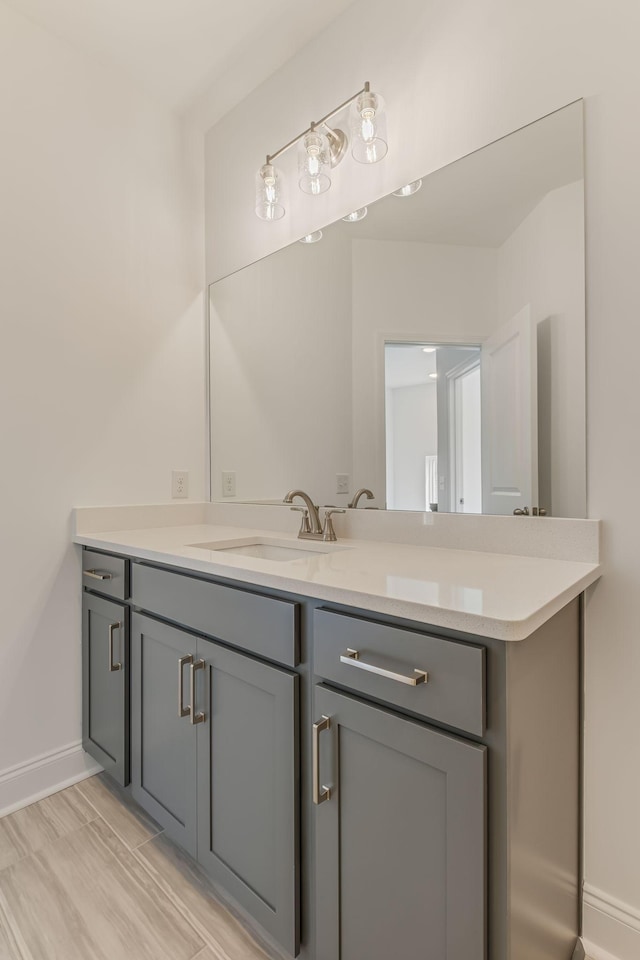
[
  {"x1": 131, "y1": 562, "x2": 299, "y2": 667},
  {"x1": 82, "y1": 549, "x2": 129, "y2": 601},
  {"x1": 313, "y1": 608, "x2": 485, "y2": 736}
]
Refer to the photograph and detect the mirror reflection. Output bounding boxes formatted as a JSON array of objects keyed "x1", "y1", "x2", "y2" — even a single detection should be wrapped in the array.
[{"x1": 209, "y1": 102, "x2": 585, "y2": 517}]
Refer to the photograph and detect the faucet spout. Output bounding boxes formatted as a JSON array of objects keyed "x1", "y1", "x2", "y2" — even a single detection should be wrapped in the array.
[
  {"x1": 348, "y1": 488, "x2": 375, "y2": 509},
  {"x1": 283, "y1": 490, "x2": 323, "y2": 534}
]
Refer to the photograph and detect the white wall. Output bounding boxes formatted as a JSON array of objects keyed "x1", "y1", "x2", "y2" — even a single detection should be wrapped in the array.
[
  {"x1": 209, "y1": 228, "x2": 352, "y2": 505},
  {"x1": 202, "y1": 2, "x2": 640, "y2": 956},
  {"x1": 352, "y1": 238, "x2": 497, "y2": 505},
  {"x1": 388, "y1": 383, "x2": 437, "y2": 511},
  {"x1": 497, "y1": 180, "x2": 586, "y2": 518},
  {"x1": 0, "y1": 1, "x2": 204, "y2": 806}
]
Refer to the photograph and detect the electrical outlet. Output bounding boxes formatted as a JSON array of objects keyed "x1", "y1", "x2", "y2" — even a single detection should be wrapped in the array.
[
  {"x1": 172, "y1": 470, "x2": 188, "y2": 499},
  {"x1": 336, "y1": 474, "x2": 350, "y2": 495},
  {"x1": 222, "y1": 471, "x2": 236, "y2": 497}
]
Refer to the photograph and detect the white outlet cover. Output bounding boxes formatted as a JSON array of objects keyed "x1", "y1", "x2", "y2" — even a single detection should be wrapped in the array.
[
  {"x1": 222, "y1": 471, "x2": 236, "y2": 497},
  {"x1": 336, "y1": 474, "x2": 349, "y2": 494},
  {"x1": 171, "y1": 470, "x2": 188, "y2": 499}
]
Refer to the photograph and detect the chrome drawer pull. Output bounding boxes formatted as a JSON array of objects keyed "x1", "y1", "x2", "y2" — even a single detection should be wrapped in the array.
[
  {"x1": 108, "y1": 622, "x2": 122, "y2": 672},
  {"x1": 178, "y1": 654, "x2": 193, "y2": 717},
  {"x1": 340, "y1": 648, "x2": 428, "y2": 686},
  {"x1": 84, "y1": 569, "x2": 113, "y2": 581},
  {"x1": 189, "y1": 660, "x2": 206, "y2": 725},
  {"x1": 312, "y1": 716, "x2": 331, "y2": 805}
]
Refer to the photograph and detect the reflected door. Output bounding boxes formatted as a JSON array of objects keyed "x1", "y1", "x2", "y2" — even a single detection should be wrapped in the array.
[
  {"x1": 481, "y1": 305, "x2": 537, "y2": 514},
  {"x1": 453, "y1": 364, "x2": 482, "y2": 513}
]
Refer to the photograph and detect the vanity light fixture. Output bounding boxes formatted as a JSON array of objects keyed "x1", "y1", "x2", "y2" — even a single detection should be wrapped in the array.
[
  {"x1": 299, "y1": 231, "x2": 323, "y2": 244},
  {"x1": 255, "y1": 82, "x2": 387, "y2": 220},
  {"x1": 342, "y1": 207, "x2": 368, "y2": 222},
  {"x1": 393, "y1": 179, "x2": 423, "y2": 197},
  {"x1": 255, "y1": 163, "x2": 285, "y2": 221},
  {"x1": 351, "y1": 89, "x2": 388, "y2": 164},
  {"x1": 299, "y1": 127, "x2": 332, "y2": 195}
]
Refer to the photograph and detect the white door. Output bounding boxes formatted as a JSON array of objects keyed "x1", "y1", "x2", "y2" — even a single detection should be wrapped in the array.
[
  {"x1": 481, "y1": 305, "x2": 537, "y2": 514},
  {"x1": 453, "y1": 364, "x2": 482, "y2": 513}
]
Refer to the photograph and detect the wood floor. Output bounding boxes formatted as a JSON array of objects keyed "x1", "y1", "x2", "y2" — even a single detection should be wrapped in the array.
[{"x1": 0, "y1": 774, "x2": 274, "y2": 960}]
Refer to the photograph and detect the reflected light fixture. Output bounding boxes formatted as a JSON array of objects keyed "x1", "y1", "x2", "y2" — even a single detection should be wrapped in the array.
[
  {"x1": 299, "y1": 231, "x2": 323, "y2": 244},
  {"x1": 429, "y1": 373, "x2": 438, "y2": 379},
  {"x1": 422, "y1": 346, "x2": 436, "y2": 353},
  {"x1": 342, "y1": 207, "x2": 368, "y2": 222},
  {"x1": 255, "y1": 82, "x2": 388, "y2": 221},
  {"x1": 393, "y1": 179, "x2": 422, "y2": 197}
]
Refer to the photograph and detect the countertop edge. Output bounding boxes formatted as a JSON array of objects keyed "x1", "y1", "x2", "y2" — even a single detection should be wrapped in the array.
[{"x1": 75, "y1": 532, "x2": 601, "y2": 642}]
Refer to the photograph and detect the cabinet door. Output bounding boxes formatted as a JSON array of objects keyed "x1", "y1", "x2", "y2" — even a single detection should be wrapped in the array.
[
  {"x1": 196, "y1": 639, "x2": 300, "y2": 957},
  {"x1": 131, "y1": 614, "x2": 198, "y2": 855},
  {"x1": 82, "y1": 592, "x2": 129, "y2": 786},
  {"x1": 314, "y1": 685, "x2": 486, "y2": 960}
]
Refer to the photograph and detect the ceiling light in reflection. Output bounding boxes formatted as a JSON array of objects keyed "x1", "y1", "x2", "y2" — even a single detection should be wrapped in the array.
[
  {"x1": 392, "y1": 179, "x2": 423, "y2": 197},
  {"x1": 299, "y1": 231, "x2": 323, "y2": 244},
  {"x1": 342, "y1": 207, "x2": 368, "y2": 222}
]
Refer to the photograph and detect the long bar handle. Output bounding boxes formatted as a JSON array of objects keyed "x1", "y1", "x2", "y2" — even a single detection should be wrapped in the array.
[
  {"x1": 312, "y1": 716, "x2": 331, "y2": 805},
  {"x1": 340, "y1": 649, "x2": 428, "y2": 686},
  {"x1": 108, "y1": 622, "x2": 122, "y2": 672},
  {"x1": 190, "y1": 660, "x2": 206, "y2": 725},
  {"x1": 178, "y1": 654, "x2": 193, "y2": 717},
  {"x1": 84, "y1": 569, "x2": 113, "y2": 581}
]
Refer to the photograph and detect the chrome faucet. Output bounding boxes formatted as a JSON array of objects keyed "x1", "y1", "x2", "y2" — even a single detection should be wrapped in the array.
[
  {"x1": 348, "y1": 488, "x2": 375, "y2": 509},
  {"x1": 283, "y1": 490, "x2": 345, "y2": 541}
]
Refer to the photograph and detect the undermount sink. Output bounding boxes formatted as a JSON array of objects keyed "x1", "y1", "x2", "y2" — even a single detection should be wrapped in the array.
[{"x1": 188, "y1": 539, "x2": 342, "y2": 562}]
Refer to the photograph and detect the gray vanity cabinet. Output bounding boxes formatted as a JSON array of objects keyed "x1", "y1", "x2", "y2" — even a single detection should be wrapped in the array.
[
  {"x1": 196, "y1": 643, "x2": 299, "y2": 956},
  {"x1": 82, "y1": 592, "x2": 129, "y2": 787},
  {"x1": 130, "y1": 609, "x2": 300, "y2": 955},
  {"x1": 82, "y1": 549, "x2": 580, "y2": 960},
  {"x1": 313, "y1": 684, "x2": 486, "y2": 960},
  {"x1": 131, "y1": 614, "x2": 199, "y2": 855}
]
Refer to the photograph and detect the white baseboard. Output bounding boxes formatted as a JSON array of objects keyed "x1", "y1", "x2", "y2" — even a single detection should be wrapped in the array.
[
  {"x1": 0, "y1": 741, "x2": 102, "y2": 818},
  {"x1": 583, "y1": 883, "x2": 640, "y2": 960}
]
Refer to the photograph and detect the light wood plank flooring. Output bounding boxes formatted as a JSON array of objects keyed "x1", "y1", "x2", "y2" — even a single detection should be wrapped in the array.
[{"x1": 0, "y1": 774, "x2": 274, "y2": 960}]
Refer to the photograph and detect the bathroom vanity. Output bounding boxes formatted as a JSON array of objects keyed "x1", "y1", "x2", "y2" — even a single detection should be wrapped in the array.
[{"x1": 76, "y1": 506, "x2": 600, "y2": 960}]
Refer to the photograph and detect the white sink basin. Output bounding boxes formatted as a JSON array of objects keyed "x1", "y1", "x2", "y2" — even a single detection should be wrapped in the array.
[{"x1": 188, "y1": 539, "x2": 342, "y2": 562}]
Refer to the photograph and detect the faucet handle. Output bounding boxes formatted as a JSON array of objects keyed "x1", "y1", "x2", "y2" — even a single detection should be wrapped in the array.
[
  {"x1": 322, "y1": 508, "x2": 345, "y2": 542},
  {"x1": 290, "y1": 506, "x2": 311, "y2": 534}
]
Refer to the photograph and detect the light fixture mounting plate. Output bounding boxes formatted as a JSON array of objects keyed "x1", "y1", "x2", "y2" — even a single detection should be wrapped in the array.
[{"x1": 326, "y1": 128, "x2": 348, "y2": 167}]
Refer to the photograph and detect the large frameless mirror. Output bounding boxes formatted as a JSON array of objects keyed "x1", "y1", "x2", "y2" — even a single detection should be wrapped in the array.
[{"x1": 209, "y1": 101, "x2": 585, "y2": 517}]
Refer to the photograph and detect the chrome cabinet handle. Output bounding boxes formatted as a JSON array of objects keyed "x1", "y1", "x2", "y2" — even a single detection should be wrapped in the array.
[
  {"x1": 189, "y1": 660, "x2": 206, "y2": 725},
  {"x1": 312, "y1": 716, "x2": 331, "y2": 805},
  {"x1": 340, "y1": 648, "x2": 428, "y2": 686},
  {"x1": 108, "y1": 622, "x2": 122, "y2": 672},
  {"x1": 84, "y1": 569, "x2": 113, "y2": 581},
  {"x1": 178, "y1": 654, "x2": 193, "y2": 717}
]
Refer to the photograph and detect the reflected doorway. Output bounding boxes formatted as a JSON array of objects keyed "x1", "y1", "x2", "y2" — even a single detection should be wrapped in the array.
[{"x1": 384, "y1": 342, "x2": 482, "y2": 512}]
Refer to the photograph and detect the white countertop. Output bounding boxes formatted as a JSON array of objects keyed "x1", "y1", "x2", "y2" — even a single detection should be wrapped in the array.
[{"x1": 74, "y1": 518, "x2": 601, "y2": 641}]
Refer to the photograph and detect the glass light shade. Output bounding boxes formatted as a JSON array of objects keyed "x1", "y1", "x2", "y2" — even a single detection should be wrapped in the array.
[
  {"x1": 342, "y1": 207, "x2": 368, "y2": 222},
  {"x1": 299, "y1": 231, "x2": 323, "y2": 244},
  {"x1": 351, "y1": 90, "x2": 388, "y2": 164},
  {"x1": 298, "y1": 131, "x2": 331, "y2": 195},
  {"x1": 393, "y1": 179, "x2": 423, "y2": 197},
  {"x1": 255, "y1": 163, "x2": 285, "y2": 221}
]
